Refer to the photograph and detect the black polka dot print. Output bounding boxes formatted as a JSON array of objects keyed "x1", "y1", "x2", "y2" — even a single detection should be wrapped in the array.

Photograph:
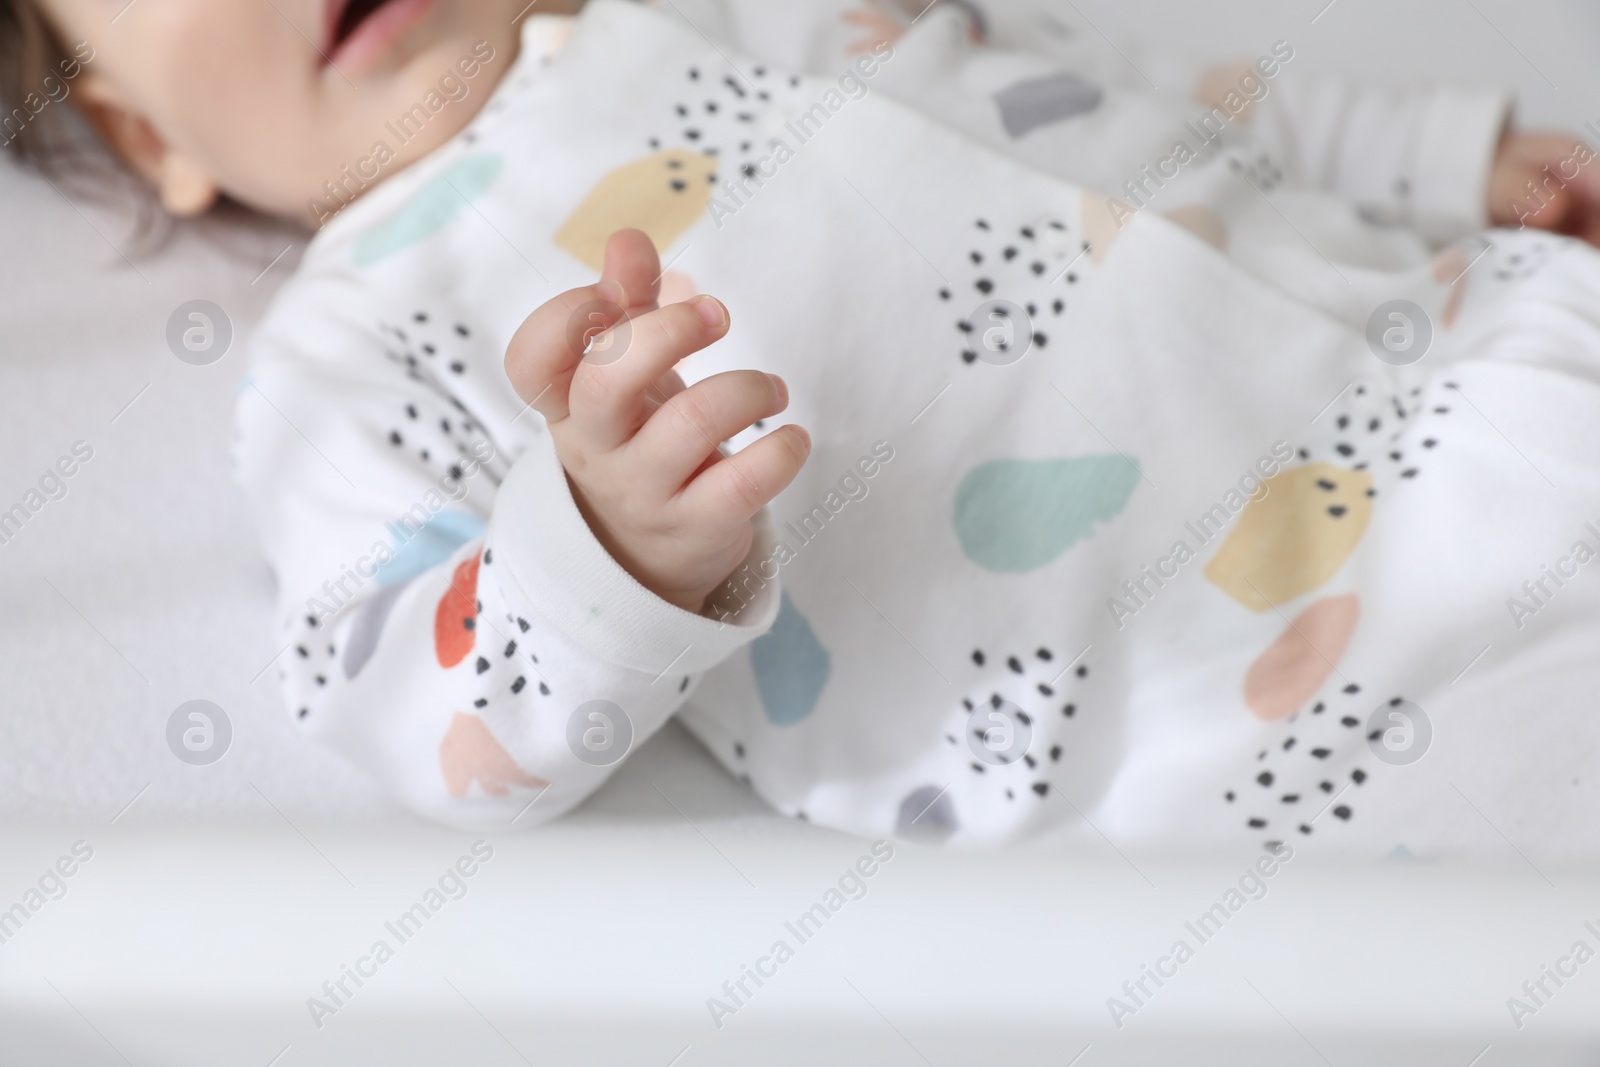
[
  {"x1": 1299, "y1": 375, "x2": 1458, "y2": 491},
  {"x1": 1222, "y1": 679, "x2": 1411, "y2": 851},
  {"x1": 1225, "y1": 149, "x2": 1284, "y2": 192},
  {"x1": 951, "y1": 643, "x2": 1093, "y2": 803},
  {"x1": 1487, "y1": 237, "x2": 1555, "y2": 284},
  {"x1": 944, "y1": 216, "x2": 1085, "y2": 366},
  {"x1": 374, "y1": 308, "x2": 510, "y2": 487},
  {"x1": 648, "y1": 60, "x2": 808, "y2": 182}
]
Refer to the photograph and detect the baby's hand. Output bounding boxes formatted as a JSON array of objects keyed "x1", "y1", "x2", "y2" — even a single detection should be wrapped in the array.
[
  {"x1": 505, "y1": 230, "x2": 810, "y2": 614},
  {"x1": 1488, "y1": 130, "x2": 1600, "y2": 246}
]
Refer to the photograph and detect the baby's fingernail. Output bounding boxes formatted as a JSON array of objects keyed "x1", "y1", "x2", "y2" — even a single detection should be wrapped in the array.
[
  {"x1": 595, "y1": 280, "x2": 626, "y2": 305},
  {"x1": 769, "y1": 373, "x2": 788, "y2": 405},
  {"x1": 691, "y1": 296, "x2": 727, "y2": 328}
]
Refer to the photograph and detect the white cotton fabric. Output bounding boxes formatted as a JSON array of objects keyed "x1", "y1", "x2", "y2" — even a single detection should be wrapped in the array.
[{"x1": 238, "y1": 0, "x2": 1600, "y2": 857}]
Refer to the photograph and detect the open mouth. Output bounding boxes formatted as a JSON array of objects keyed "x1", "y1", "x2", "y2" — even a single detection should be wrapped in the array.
[
  {"x1": 324, "y1": 0, "x2": 433, "y2": 67},
  {"x1": 331, "y1": 0, "x2": 393, "y2": 50},
  {"x1": 328, "y1": 0, "x2": 393, "y2": 51}
]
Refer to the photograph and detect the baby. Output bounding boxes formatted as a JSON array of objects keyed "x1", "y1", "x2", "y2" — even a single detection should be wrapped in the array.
[{"x1": 14, "y1": 0, "x2": 1600, "y2": 854}]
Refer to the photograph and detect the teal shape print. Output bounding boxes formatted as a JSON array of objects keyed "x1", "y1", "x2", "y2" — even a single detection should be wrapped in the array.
[
  {"x1": 354, "y1": 154, "x2": 504, "y2": 267},
  {"x1": 749, "y1": 592, "x2": 830, "y2": 726},
  {"x1": 376, "y1": 508, "x2": 486, "y2": 587},
  {"x1": 954, "y1": 455, "x2": 1140, "y2": 572}
]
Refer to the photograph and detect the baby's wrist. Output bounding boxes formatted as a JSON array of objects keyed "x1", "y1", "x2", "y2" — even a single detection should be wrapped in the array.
[{"x1": 564, "y1": 471, "x2": 719, "y2": 615}]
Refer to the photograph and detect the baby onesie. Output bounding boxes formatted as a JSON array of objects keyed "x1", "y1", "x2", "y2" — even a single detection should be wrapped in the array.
[{"x1": 239, "y1": 0, "x2": 1600, "y2": 857}]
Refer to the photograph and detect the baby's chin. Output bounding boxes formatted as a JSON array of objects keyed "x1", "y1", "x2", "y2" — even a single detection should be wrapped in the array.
[{"x1": 284, "y1": 32, "x2": 514, "y2": 226}]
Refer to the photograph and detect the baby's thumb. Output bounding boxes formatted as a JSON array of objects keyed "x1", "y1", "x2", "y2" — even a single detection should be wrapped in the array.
[{"x1": 601, "y1": 229, "x2": 664, "y2": 311}]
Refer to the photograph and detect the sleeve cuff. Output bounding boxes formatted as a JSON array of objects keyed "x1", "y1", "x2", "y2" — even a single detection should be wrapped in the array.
[
  {"x1": 486, "y1": 427, "x2": 781, "y2": 676},
  {"x1": 1411, "y1": 85, "x2": 1511, "y2": 243}
]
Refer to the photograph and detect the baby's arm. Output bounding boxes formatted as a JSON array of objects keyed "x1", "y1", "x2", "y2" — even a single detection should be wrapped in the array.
[
  {"x1": 238, "y1": 232, "x2": 804, "y2": 830},
  {"x1": 1233, "y1": 66, "x2": 1510, "y2": 243},
  {"x1": 1218, "y1": 68, "x2": 1600, "y2": 245}
]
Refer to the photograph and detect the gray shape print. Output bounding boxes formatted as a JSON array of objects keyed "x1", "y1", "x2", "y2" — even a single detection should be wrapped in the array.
[
  {"x1": 343, "y1": 577, "x2": 416, "y2": 680},
  {"x1": 994, "y1": 73, "x2": 1103, "y2": 138},
  {"x1": 897, "y1": 784, "x2": 958, "y2": 843}
]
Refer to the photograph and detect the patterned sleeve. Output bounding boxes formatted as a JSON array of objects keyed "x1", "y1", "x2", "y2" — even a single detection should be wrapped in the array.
[
  {"x1": 670, "y1": 0, "x2": 1509, "y2": 248},
  {"x1": 235, "y1": 294, "x2": 779, "y2": 831},
  {"x1": 1252, "y1": 72, "x2": 1510, "y2": 243}
]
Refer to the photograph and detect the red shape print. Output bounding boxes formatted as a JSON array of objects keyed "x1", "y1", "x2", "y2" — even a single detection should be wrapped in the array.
[{"x1": 435, "y1": 555, "x2": 481, "y2": 668}]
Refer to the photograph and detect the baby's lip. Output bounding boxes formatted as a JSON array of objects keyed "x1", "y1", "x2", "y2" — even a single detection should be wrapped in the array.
[
  {"x1": 322, "y1": 0, "x2": 435, "y2": 71},
  {"x1": 322, "y1": 0, "x2": 350, "y2": 58}
]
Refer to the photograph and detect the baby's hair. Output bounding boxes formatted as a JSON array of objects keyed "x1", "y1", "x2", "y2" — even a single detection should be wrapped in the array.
[
  {"x1": 0, "y1": 0, "x2": 75, "y2": 167},
  {"x1": 0, "y1": 0, "x2": 224, "y2": 251}
]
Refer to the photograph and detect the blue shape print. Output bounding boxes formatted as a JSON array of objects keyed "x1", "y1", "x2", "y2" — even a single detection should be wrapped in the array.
[
  {"x1": 749, "y1": 592, "x2": 831, "y2": 726},
  {"x1": 376, "y1": 509, "x2": 487, "y2": 587},
  {"x1": 354, "y1": 154, "x2": 504, "y2": 267},
  {"x1": 954, "y1": 455, "x2": 1140, "y2": 573}
]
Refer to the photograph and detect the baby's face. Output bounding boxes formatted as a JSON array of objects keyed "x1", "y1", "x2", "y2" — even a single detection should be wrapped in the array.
[{"x1": 43, "y1": 0, "x2": 548, "y2": 223}]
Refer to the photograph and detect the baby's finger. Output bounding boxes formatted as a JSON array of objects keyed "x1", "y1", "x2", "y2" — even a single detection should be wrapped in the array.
[
  {"x1": 600, "y1": 229, "x2": 665, "y2": 313},
  {"x1": 568, "y1": 297, "x2": 730, "y2": 449},
  {"x1": 645, "y1": 368, "x2": 688, "y2": 408},
  {"x1": 679, "y1": 424, "x2": 811, "y2": 524},
  {"x1": 629, "y1": 370, "x2": 789, "y2": 488},
  {"x1": 503, "y1": 280, "x2": 630, "y2": 422}
]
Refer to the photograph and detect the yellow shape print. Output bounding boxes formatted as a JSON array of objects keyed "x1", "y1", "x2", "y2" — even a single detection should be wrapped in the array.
[
  {"x1": 1204, "y1": 462, "x2": 1373, "y2": 612},
  {"x1": 555, "y1": 149, "x2": 717, "y2": 270}
]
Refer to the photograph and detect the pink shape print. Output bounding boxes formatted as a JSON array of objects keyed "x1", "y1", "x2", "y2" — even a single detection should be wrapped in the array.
[
  {"x1": 1244, "y1": 595, "x2": 1361, "y2": 721},
  {"x1": 1432, "y1": 245, "x2": 1472, "y2": 330},
  {"x1": 439, "y1": 712, "x2": 549, "y2": 798}
]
